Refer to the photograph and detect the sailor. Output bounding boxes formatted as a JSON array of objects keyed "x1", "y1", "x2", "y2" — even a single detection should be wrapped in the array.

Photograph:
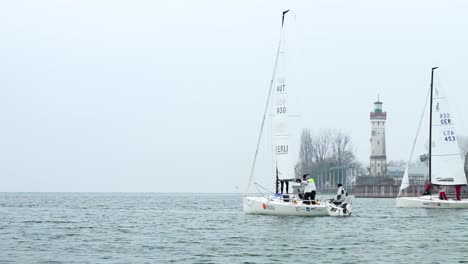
[
  {"x1": 422, "y1": 182, "x2": 432, "y2": 195},
  {"x1": 301, "y1": 174, "x2": 316, "y2": 205},
  {"x1": 438, "y1": 186, "x2": 448, "y2": 200},
  {"x1": 332, "y1": 183, "x2": 347, "y2": 205},
  {"x1": 455, "y1": 185, "x2": 462, "y2": 201}
]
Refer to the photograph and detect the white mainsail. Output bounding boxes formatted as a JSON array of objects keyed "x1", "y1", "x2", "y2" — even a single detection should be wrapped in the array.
[
  {"x1": 430, "y1": 82, "x2": 467, "y2": 186},
  {"x1": 272, "y1": 38, "x2": 294, "y2": 180},
  {"x1": 398, "y1": 69, "x2": 467, "y2": 196},
  {"x1": 246, "y1": 10, "x2": 292, "y2": 191},
  {"x1": 244, "y1": 10, "x2": 352, "y2": 216}
]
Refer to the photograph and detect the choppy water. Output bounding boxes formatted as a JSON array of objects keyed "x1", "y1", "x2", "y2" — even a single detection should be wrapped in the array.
[{"x1": 0, "y1": 193, "x2": 467, "y2": 263}]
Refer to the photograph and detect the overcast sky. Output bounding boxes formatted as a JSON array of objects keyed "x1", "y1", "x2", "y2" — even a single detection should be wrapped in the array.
[{"x1": 1, "y1": 0, "x2": 468, "y2": 192}]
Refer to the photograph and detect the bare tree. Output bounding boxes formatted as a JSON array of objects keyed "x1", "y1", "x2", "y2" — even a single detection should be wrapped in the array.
[
  {"x1": 296, "y1": 129, "x2": 360, "y2": 190},
  {"x1": 331, "y1": 130, "x2": 354, "y2": 167},
  {"x1": 311, "y1": 129, "x2": 332, "y2": 188},
  {"x1": 311, "y1": 129, "x2": 331, "y2": 166},
  {"x1": 297, "y1": 128, "x2": 313, "y2": 177},
  {"x1": 458, "y1": 135, "x2": 468, "y2": 157}
]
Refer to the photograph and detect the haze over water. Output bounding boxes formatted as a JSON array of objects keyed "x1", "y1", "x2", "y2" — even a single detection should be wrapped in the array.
[
  {"x1": 2, "y1": 1, "x2": 468, "y2": 193},
  {"x1": 1, "y1": 193, "x2": 467, "y2": 263}
]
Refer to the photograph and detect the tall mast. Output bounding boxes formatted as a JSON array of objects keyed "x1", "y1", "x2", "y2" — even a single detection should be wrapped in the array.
[
  {"x1": 429, "y1": 67, "x2": 438, "y2": 183},
  {"x1": 246, "y1": 10, "x2": 291, "y2": 193}
]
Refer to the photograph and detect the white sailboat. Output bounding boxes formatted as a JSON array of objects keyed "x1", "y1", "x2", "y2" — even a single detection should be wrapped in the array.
[
  {"x1": 396, "y1": 67, "x2": 468, "y2": 208},
  {"x1": 243, "y1": 10, "x2": 352, "y2": 217}
]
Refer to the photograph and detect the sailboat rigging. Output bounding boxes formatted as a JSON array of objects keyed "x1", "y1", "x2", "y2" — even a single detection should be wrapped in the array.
[
  {"x1": 243, "y1": 10, "x2": 352, "y2": 217},
  {"x1": 246, "y1": 10, "x2": 291, "y2": 194},
  {"x1": 396, "y1": 67, "x2": 468, "y2": 208}
]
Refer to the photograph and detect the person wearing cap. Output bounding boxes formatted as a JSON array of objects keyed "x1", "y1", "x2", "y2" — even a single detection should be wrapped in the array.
[
  {"x1": 301, "y1": 174, "x2": 316, "y2": 205},
  {"x1": 332, "y1": 183, "x2": 348, "y2": 205}
]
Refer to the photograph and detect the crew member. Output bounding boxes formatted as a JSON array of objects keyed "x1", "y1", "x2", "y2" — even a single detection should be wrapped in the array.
[
  {"x1": 422, "y1": 182, "x2": 432, "y2": 195},
  {"x1": 301, "y1": 174, "x2": 316, "y2": 205},
  {"x1": 438, "y1": 186, "x2": 448, "y2": 200},
  {"x1": 332, "y1": 183, "x2": 348, "y2": 205},
  {"x1": 455, "y1": 185, "x2": 462, "y2": 201}
]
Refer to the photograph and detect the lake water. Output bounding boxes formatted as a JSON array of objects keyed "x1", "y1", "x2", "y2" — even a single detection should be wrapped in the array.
[{"x1": 0, "y1": 193, "x2": 467, "y2": 263}]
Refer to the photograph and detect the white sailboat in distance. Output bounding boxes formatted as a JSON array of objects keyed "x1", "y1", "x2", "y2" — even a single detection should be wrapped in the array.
[
  {"x1": 243, "y1": 10, "x2": 352, "y2": 217},
  {"x1": 396, "y1": 67, "x2": 468, "y2": 208}
]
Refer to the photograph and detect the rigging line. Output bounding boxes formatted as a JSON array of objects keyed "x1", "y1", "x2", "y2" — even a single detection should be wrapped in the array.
[
  {"x1": 246, "y1": 11, "x2": 290, "y2": 193},
  {"x1": 399, "y1": 85, "x2": 431, "y2": 196},
  {"x1": 254, "y1": 184, "x2": 267, "y2": 198},
  {"x1": 254, "y1": 183, "x2": 265, "y2": 197},
  {"x1": 254, "y1": 182, "x2": 275, "y2": 196},
  {"x1": 246, "y1": 40, "x2": 280, "y2": 193}
]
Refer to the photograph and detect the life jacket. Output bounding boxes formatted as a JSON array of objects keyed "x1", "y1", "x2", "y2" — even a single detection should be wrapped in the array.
[{"x1": 303, "y1": 179, "x2": 316, "y2": 192}]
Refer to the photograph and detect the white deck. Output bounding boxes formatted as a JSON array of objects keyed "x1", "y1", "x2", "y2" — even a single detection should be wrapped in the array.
[
  {"x1": 396, "y1": 195, "x2": 468, "y2": 208},
  {"x1": 243, "y1": 196, "x2": 352, "y2": 217}
]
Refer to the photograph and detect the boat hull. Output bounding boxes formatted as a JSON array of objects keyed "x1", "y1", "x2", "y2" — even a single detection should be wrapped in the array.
[
  {"x1": 243, "y1": 196, "x2": 351, "y2": 217},
  {"x1": 396, "y1": 196, "x2": 468, "y2": 209}
]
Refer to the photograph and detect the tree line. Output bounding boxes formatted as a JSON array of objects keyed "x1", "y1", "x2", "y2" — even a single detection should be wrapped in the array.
[
  {"x1": 295, "y1": 128, "x2": 365, "y2": 189},
  {"x1": 458, "y1": 135, "x2": 468, "y2": 158},
  {"x1": 294, "y1": 130, "x2": 468, "y2": 190}
]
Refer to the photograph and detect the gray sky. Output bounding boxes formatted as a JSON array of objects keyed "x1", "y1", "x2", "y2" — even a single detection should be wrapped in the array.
[{"x1": 1, "y1": 0, "x2": 468, "y2": 192}]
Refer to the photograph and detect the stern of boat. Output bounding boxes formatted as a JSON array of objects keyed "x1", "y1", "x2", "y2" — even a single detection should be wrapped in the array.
[{"x1": 326, "y1": 200, "x2": 352, "y2": 217}]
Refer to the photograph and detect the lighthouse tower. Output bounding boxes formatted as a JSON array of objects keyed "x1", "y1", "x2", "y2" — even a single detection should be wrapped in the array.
[{"x1": 370, "y1": 98, "x2": 387, "y2": 176}]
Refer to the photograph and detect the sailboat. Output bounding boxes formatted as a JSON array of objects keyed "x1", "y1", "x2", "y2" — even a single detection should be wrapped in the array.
[
  {"x1": 243, "y1": 10, "x2": 352, "y2": 217},
  {"x1": 396, "y1": 67, "x2": 468, "y2": 208}
]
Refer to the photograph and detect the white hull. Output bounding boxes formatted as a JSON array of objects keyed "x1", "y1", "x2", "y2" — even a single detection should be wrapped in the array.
[
  {"x1": 396, "y1": 196, "x2": 468, "y2": 209},
  {"x1": 243, "y1": 196, "x2": 352, "y2": 217}
]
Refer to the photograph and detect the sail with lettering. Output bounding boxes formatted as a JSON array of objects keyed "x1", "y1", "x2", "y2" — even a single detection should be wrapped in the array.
[
  {"x1": 272, "y1": 29, "x2": 294, "y2": 181},
  {"x1": 243, "y1": 10, "x2": 353, "y2": 216},
  {"x1": 430, "y1": 80, "x2": 467, "y2": 186},
  {"x1": 396, "y1": 67, "x2": 468, "y2": 208}
]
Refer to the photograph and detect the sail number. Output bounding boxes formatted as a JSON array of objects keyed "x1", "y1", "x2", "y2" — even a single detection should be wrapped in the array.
[
  {"x1": 443, "y1": 130, "x2": 456, "y2": 141},
  {"x1": 439, "y1": 113, "x2": 452, "y2": 125},
  {"x1": 277, "y1": 107, "x2": 287, "y2": 114},
  {"x1": 440, "y1": 118, "x2": 452, "y2": 125},
  {"x1": 276, "y1": 77, "x2": 285, "y2": 92},
  {"x1": 277, "y1": 84, "x2": 286, "y2": 92}
]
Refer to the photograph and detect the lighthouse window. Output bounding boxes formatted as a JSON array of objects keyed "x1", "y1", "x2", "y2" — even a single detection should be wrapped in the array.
[
  {"x1": 378, "y1": 163, "x2": 380, "y2": 167},
  {"x1": 378, "y1": 140, "x2": 380, "y2": 144}
]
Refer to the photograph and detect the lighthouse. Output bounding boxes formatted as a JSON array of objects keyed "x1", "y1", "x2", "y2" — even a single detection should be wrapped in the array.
[{"x1": 370, "y1": 98, "x2": 387, "y2": 176}]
